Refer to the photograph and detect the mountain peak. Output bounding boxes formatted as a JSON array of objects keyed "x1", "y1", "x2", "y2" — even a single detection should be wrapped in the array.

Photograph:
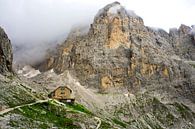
[
  {"x1": 94, "y1": 2, "x2": 144, "y2": 27},
  {"x1": 96, "y1": 2, "x2": 140, "y2": 18}
]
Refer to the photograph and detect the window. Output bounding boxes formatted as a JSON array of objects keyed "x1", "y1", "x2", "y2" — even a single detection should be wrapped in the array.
[{"x1": 61, "y1": 91, "x2": 65, "y2": 95}]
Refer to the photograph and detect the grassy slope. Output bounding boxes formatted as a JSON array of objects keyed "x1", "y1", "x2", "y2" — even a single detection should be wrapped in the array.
[
  {"x1": 0, "y1": 76, "x2": 195, "y2": 129},
  {"x1": 1, "y1": 93, "x2": 195, "y2": 129},
  {"x1": 2, "y1": 100, "x2": 114, "y2": 129},
  {"x1": 0, "y1": 76, "x2": 46, "y2": 108}
]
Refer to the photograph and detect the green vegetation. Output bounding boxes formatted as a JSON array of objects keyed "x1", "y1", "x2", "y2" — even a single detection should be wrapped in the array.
[
  {"x1": 0, "y1": 81, "x2": 40, "y2": 107},
  {"x1": 5, "y1": 99, "x2": 116, "y2": 128},
  {"x1": 38, "y1": 123, "x2": 50, "y2": 129},
  {"x1": 66, "y1": 103, "x2": 93, "y2": 115},
  {"x1": 174, "y1": 102, "x2": 195, "y2": 120},
  {"x1": 9, "y1": 120, "x2": 20, "y2": 128},
  {"x1": 112, "y1": 118, "x2": 127, "y2": 128},
  {"x1": 14, "y1": 102, "x2": 79, "y2": 129},
  {"x1": 100, "y1": 121, "x2": 113, "y2": 129},
  {"x1": 3, "y1": 92, "x2": 194, "y2": 129},
  {"x1": 152, "y1": 97, "x2": 177, "y2": 127}
]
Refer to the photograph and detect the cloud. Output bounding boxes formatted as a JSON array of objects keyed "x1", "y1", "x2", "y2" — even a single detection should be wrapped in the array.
[
  {"x1": 0, "y1": 0, "x2": 194, "y2": 66},
  {"x1": 0, "y1": 0, "x2": 111, "y2": 66}
]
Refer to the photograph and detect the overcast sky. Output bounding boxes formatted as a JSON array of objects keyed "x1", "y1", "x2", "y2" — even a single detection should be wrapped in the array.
[{"x1": 0, "y1": 0, "x2": 194, "y2": 65}]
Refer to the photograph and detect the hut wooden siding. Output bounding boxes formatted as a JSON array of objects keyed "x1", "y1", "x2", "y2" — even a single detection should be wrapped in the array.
[{"x1": 49, "y1": 86, "x2": 74, "y2": 101}]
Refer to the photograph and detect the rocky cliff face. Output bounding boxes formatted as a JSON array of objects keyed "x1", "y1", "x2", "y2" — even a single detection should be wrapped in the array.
[
  {"x1": 40, "y1": 2, "x2": 195, "y2": 100},
  {"x1": 1, "y1": 2, "x2": 195, "y2": 129},
  {"x1": 170, "y1": 24, "x2": 195, "y2": 60},
  {"x1": 0, "y1": 27, "x2": 13, "y2": 75}
]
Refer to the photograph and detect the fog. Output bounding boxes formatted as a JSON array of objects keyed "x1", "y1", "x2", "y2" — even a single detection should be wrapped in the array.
[
  {"x1": 0, "y1": 0, "x2": 194, "y2": 66},
  {"x1": 0, "y1": 0, "x2": 107, "y2": 66}
]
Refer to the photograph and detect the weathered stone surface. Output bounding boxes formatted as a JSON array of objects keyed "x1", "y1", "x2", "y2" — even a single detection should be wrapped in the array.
[
  {"x1": 40, "y1": 2, "x2": 195, "y2": 102},
  {"x1": 169, "y1": 24, "x2": 195, "y2": 60},
  {"x1": 0, "y1": 27, "x2": 13, "y2": 75},
  {"x1": 0, "y1": 2, "x2": 192, "y2": 129}
]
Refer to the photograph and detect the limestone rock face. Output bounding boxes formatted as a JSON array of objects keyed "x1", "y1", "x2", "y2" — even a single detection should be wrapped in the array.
[
  {"x1": 169, "y1": 24, "x2": 195, "y2": 60},
  {"x1": 41, "y1": 2, "x2": 195, "y2": 101},
  {"x1": 0, "y1": 27, "x2": 13, "y2": 75}
]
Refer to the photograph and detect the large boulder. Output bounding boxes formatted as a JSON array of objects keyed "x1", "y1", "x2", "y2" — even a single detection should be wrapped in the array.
[{"x1": 0, "y1": 27, "x2": 13, "y2": 75}]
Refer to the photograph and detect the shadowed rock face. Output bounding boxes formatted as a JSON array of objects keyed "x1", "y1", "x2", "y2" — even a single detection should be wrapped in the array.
[
  {"x1": 40, "y1": 2, "x2": 195, "y2": 101},
  {"x1": 0, "y1": 27, "x2": 13, "y2": 75}
]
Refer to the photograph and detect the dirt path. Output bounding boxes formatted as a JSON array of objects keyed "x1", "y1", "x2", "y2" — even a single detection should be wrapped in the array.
[
  {"x1": 95, "y1": 117, "x2": 101, "y2": 129},
  {"x1": 0, "y1": 99, "x2": 51, "y2": 115},
  {"x1": 184, "y1": 60, "x2": 195, "y2": 65}
]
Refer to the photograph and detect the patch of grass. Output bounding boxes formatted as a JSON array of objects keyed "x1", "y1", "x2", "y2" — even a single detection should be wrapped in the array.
[
  {"x1": 141, "y1": 114, "x2": 164, "y2": 129},
  {"x1": 9, "y1": 120, "x2": 20, "y2": 127},
  {"x1": 0, "y1": 83, "x2": 37, "y2": 107},
  {"x1": 112, "y1": 118, "x2": 127, "y2": 128},
  {"x1": 38, "y1": 123, "x2": 50, "y2": 129},
  {"x1": 166, "y1": 113, "x2": 175, "y2": 122},
  {"x1": 152, "y1": 98, "x2": 177, "y2": 126},
  {"x1": 100, "y1": 121, "x2": 113, "y2": 129},
  {"x1": 67, "y1": 103, "x2": 93, "y2": 115},
  {"x1": 15, "y1": 102, "x2": 80, "y2": 129},
  {"x1": 174, "y1": 102, "x2": 194, "y2": 120}
]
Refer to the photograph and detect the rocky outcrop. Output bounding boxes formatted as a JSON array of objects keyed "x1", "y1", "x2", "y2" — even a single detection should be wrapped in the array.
[
  {"x1": 40, "y1": 2, "x2": 195, "y2": 103},
  {"x1": 169, "y1": 24, "x2": 195, "y2": 60},
  {"x1": 0, "y1": 27, "x2": 13, "y2": 75}
]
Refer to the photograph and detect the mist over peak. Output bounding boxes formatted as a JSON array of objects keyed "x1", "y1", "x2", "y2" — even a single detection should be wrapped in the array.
[
  {"x1": 0, "y1": 0, "x2": 194, "y2": 67},
  {"x1": 0, "y1": 0, "x2": 100, "y2": 66},
  {"x1": 0, "y1": 1, "x2": 195, "y2": 129}
]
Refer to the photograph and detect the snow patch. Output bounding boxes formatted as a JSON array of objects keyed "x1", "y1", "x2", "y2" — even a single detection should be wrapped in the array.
[
  {"x1": 23, "y1": 70, "x2": 41, "y2": 78},
  {"x1": 17, "y1": 65, "x2": 41, "y2": 78}
]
